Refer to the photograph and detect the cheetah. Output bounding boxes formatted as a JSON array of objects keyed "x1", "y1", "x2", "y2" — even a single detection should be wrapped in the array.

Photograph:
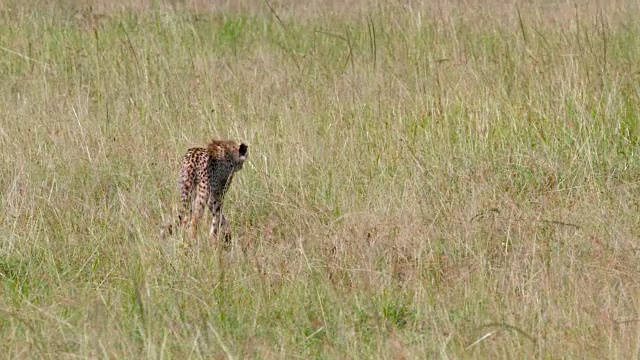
[{"x1": 169, "y1": 139, "x2": 248, "y2": 243}]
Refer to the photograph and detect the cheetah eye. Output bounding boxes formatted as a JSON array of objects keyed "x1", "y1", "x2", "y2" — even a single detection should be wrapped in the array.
[{"x1": 239, "y1": 143, "x2": 248, "y2": 157}]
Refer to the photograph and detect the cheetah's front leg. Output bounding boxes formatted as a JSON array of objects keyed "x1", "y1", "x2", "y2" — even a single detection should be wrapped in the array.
[{"x1": 208, "y1": 200, "x2": 229, "y2": 242}]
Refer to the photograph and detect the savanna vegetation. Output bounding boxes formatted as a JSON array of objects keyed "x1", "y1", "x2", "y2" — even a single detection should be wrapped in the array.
[{"x1": 1, "y1": 0, "x2": 639, "y2": 358}]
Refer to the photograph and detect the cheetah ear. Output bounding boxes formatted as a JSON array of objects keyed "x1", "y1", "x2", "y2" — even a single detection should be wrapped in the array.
[{"x1": 239, "y1": 143, "x2": 248, "y2": 157}]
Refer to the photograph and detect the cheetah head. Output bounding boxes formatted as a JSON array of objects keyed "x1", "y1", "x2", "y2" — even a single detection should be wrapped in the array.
[
  {"x1": 234, "y1": 143, "x2": 248, "y2": 170},
  {"x1": 208, "y1": 140, "x2": 248, "y2": 171}
]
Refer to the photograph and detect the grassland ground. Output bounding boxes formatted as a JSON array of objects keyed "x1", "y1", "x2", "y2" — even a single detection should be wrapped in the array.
[{"x1": 1, "y1": 0, "x2": 640, "y2": 358}]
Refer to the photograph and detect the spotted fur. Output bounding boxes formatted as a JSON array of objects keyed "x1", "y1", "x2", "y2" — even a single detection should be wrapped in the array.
[{"x1": 169, "y1": 139, "x2": 248, "y2": 243}]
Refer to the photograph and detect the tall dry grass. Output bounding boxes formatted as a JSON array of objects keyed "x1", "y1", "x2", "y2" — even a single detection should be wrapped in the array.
[{"x1": 1, "y1": 0, "x2": 639, "y2": 358}]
